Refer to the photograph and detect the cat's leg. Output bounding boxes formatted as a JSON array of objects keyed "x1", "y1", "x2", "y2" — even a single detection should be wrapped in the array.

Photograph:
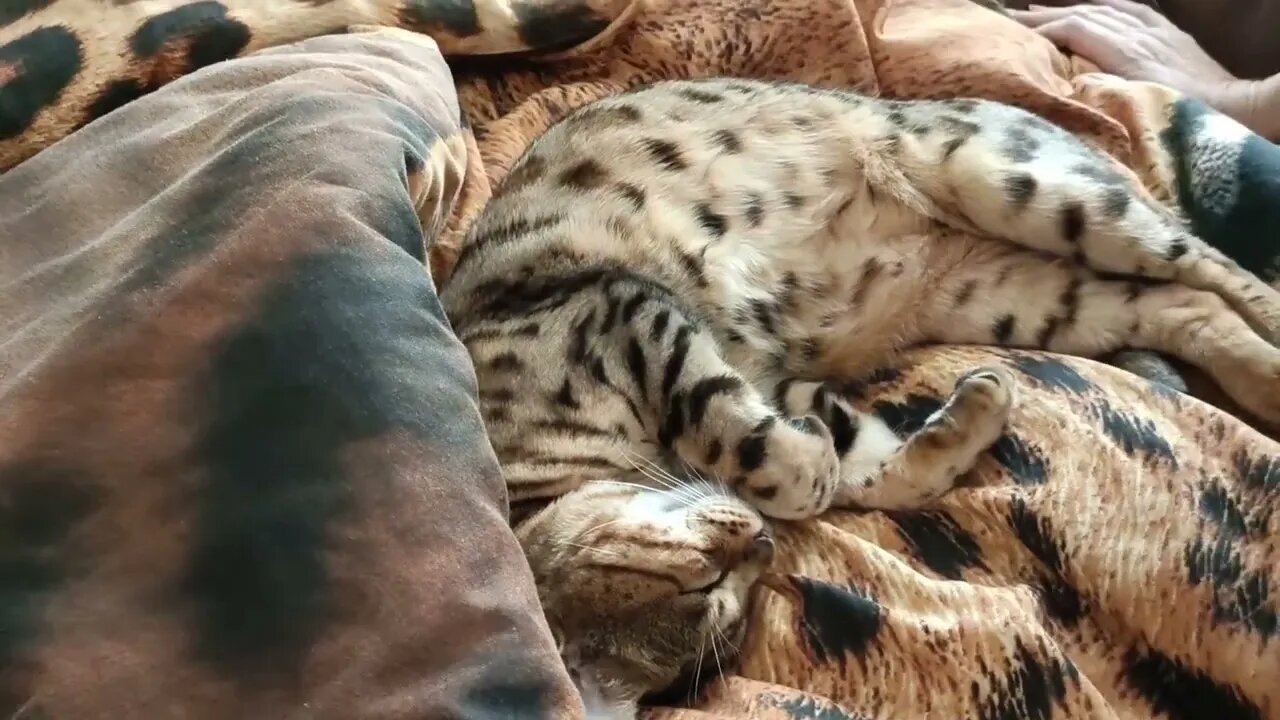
[
  {"x1": 606, "y1": 285, "x2": 839, "y2": 519},
  {"x1": 873, "y1": 103, "x2": 1280, "y2": 343},
  {"x1": 776, "y1": 367, "x2": 1016, "y2": 509},
  {"x1": 921, "y1": 242, "x2": 1280, "y2": 424}
]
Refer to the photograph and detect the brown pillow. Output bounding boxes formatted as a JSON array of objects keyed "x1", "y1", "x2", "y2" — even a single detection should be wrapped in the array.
[{"x1": 0, "y1": 29, "x2": 580, "y2": 719}]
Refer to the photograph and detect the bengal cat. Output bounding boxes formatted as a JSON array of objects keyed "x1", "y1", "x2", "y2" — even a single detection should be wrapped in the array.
[{"x1": 439, "y1": 79, "x2": 1280, "y2": 715}]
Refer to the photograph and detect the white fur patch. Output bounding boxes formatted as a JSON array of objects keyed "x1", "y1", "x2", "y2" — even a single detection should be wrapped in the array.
[{"x1": 842, "y1": 412, "x2": 904, "y2": 482}]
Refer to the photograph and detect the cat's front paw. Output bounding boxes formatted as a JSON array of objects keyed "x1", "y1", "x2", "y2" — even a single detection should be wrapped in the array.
[{"x1": 733, "y1": 416, "x2": 839, "y2": 520}]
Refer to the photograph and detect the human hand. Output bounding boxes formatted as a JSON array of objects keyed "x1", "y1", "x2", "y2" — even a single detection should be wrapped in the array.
[{"x1": 1009, "y1": 0, "x2": 1238, "y2": 102}]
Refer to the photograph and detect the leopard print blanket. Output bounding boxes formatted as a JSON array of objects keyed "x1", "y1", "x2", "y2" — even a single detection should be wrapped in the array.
[{"x1": 2, "y1": 0, "x2": 1278, "y2": 718}]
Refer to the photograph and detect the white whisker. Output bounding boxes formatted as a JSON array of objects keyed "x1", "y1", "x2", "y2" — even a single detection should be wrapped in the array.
[
  {"x1": 563, "y1": 541, "x2": 624, "y2": 559},
  {"x1": 709, "y1": 627, "x2": 726, "y2": 688}
]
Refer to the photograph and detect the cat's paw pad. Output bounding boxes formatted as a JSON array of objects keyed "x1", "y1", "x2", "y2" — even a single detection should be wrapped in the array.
[{"x1": 734, "y1": 416, "x2": 839, "y2": 520}]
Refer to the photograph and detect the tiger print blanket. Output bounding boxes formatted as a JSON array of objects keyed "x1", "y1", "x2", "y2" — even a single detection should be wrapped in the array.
[{"x1": 1, "y1": 0, "x2": 1278, "y2": 718}]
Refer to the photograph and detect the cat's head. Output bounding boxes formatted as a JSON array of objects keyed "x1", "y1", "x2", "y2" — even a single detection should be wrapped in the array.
[{"x1": 515, "y1": 477, "x2": 773, "y2": 716}]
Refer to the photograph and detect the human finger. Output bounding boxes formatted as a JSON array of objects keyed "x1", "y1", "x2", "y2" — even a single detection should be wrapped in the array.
[
  {"x1": 1008, "y1": 6, "x2": 1082, "y2": 28},
  {"x1": 1012, "y1": 4, "x2": 1140, "y2": 34},
  {"x1": 1091, "y1": 0, "x2": 1165, "y2": 26},
  {"x1": 1032, "y1": 15, "x2": 1131, "y2": 70}
]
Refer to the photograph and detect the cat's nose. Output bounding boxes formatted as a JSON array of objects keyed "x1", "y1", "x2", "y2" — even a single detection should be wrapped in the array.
[{"x1": 749, "y1": 530, "x2": 775, "y2": 564}]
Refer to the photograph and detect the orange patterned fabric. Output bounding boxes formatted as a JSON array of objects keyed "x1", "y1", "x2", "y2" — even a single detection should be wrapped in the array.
[{"x1": 448, "y1": 1, "x2": 1280, "y2": 718}]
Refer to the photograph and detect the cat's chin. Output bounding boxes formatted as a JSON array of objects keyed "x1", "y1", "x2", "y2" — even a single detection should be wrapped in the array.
[{"x1": 569, "y1": 665, "x2": 643, "y2": 720}]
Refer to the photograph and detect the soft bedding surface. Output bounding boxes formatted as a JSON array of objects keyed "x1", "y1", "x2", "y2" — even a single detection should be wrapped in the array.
[
  {"x1": 2, "y1": 1, "x2": 1279, "y2": 719},
  {"x1": 0, "y1": 30, "x2": 580, "y2": 718}
]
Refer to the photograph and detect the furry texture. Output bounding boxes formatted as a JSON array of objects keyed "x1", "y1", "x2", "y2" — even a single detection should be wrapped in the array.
[{"x1": 440, "y1": 78, "x2": 1280, "y2": 712}]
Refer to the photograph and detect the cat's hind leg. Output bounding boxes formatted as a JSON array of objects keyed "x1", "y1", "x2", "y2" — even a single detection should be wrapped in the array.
[
  {"x1": 920, "y1": 239, "x2": 1280, "y2": 425},
  {"x1": 871, "y1": 100, "x2": 1280, "y2": 343},
  {"x1": 777, "y1": 367, "x2": 1016, "y2": 510}
]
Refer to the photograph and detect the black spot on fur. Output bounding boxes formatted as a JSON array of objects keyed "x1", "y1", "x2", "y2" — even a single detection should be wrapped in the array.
[
  {"x1": 1100, "y1": 187, "x2": 1131, "y2": 218},
  {"x1": 1165, "y1": 236, "x2": 1189, "y2": 261},
  {"x1": 641, "y1": 137, "x2": 687, "y2": 171},
  {"x1": 568, "y1": 310, "x2": 596, "y2": 363},
  {"x1": 744, "y1": 193, "x2": 766, "y2": 228},
  {"x1": 1003, "y1": 172, "x2": 1037, "y2": 207},
  {"x1": 625, "y1": 338, "x2": 648, "y2": 400},
  {"x1": 615, "y1": 182, "x2": 646, "y2": 210},
  {"x1": 992, "y1": 314, "x2": 1016, "y2": 344},
  {"x1": 650, "y1": 309, "x2": 671, "y2": 341},
  {"x1": 555, "y1": 378, "x2": 580, "y2": 409},
  {"x1": 480, "y1": 387, "x2": 515, "y2": 404},
  {"x1": 1008, "y1": 498, "x2": 1085, "y2": 625},
  {"x1": 678, "y1": 87, "x2": 724, "y2": 104},
  {"x1": 1071, "y1": 161, "x2": 1127, "y2": 187},
  {"x1": 489, "y1": 352, "x2": 523, "y2": 372},
  {"x1": 939, "y1": 116, "x2": 981, "y2": 158},
  {"x1": 659, "y1": 390, "x2": 688, "y2": 448},
  {"x1": 399, "y1": 0, "x2": 481, "y2": 37},
  {"x1": 828, "y1": 403, "x2": 858, "y2": 456},
  {"x1": 974, "y1": 638, "x2": 1077, "y2": 720},
  {"x1": 888, "y1": 511, "x2": 986, "y2": 580},
  {"x1": 473, "y1": 267, "x2": 616, "y2": 321},
  {"x1": 705, "y1": 440, "x2": 723, "y2": 465},
  {"x1": 686, "y1": 376, "x2": 743, "y2": 427},
  {"x1": 695, "y1": 203, "x2": 728, "y2": 237},
  {"x1": 1011, "y1": 355, "x2": 1094, "y2": 394},
  {"x1": 660, "y1": 326, "x2": 693, "y2": 400},
  {"x1": 736, "y1": 417, "x2": 776, "y2": 472},
  {"x1": 1060, "y1": 202, "x2": 1086, "y2": 244},
  {"x1": 511, "y1": 0, "x2": 611, "y2": 52},
  {"x1": 0, "y1": 25, "x2": 82, "y2": 140},
  {"x1": 570, "y1": 103, "x2": 643, "y2": 128},
  {"x1": 675, "y1": 248, "x2": 708, "y2": 288},
  {"x1": 620, "y1": 293, "x2": 646, "y2": 323},
  {"x1": 1121, "y1": 646, "x2": 1262, "y2": 720},
  {"x1": 588, "y1": 355, "x2": 610, "y2": 385},
  {"x1": 559, "y1": 158, "x2": 609, "y2": 189},
  {"x1": 130, "y1": 2, "x2": 251, "y2": 71},
  {"x1": 783, "y1": 192, "x2": 805, "y2": 209},
  {"x1": 793, "y1": 577, "x2": 884, "y2": 667},
  {"x1": 599, "y1": 293, "x2": 623, "y2": 335},
  {"x1": 954, "y1": 280, "x2": 979, "y2": 306},
  {"x1": 990, "y1": 433, "x2": 1050, "y2": 486},
  {"x1": 872, "y1": 393, "x2": 943, "y2": 435},
  {"x1": 1001, "y1": 126, "x2": 1040, "y2": 163},
  {"x1": 1093, "y1": 402, "x2": 1177, "y2": 463},
  {"x1": 849, "y1": 258, "x2": 884, "y2": 307},
  {"x1": 711, "y1": 128, "x2": 742, "y2": 153},
  {"x1": 494, "y1": 155, "x2": 547, "y2": 197},
  {"x1": 1236, "y1": 450, "x2": 1279, "y2": 494},
  {"x1": 457, "y1": 214, "x2": 562, "y2": 271},
  {"x1": 751, "y1": 298, "x2": 778, "y2": 336},
  {"x1": 0, "y1": 464, "x2": 99, "y2": 685}
]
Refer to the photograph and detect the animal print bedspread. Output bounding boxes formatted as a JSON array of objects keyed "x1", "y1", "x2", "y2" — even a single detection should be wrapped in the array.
[{"x1": 2, "y1": 0, "x2": 1279, "y2": 718}]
